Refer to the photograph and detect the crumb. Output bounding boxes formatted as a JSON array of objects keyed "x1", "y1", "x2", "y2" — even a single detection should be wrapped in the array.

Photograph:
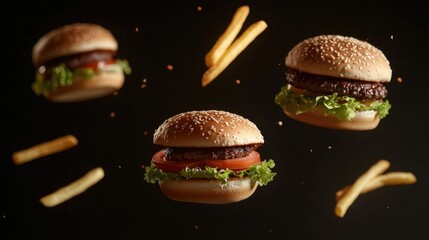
[
  {"x1": 110, "y1": 112, "x2": 116, "y2": 118},
  {"x1": 397, "y1": 77, "x2": 403, "y2": 83},
  {"x1": 328, "y1": 146, "x2": 332, "y2": 150},
  {"x1": 277, "y1": 121, "x2": 283, "y2": 126},
  {"x1": 141, "y1": 78, "x2": 147, "y2": 88},
  {"x1": 135, "y1": 27, "x2": 139, "y2": 32},
  {"x1": 309, "y1": 149, "x2": 313, "y2": 153},
  {"x1": 197, "y1": 6, "x2": 202, "y2": 11},
  {"x1": 118, "y1": 165, "x2": 122, "y2": 169},
  {"x1": 235, "y1": 79, "x2": 241, "y2": 84},
  {"x1": 194, "y1": 225, "x2": 199, "y2": 229},
  {"x1": 390, "y1": 35, "x2": 393, "y2": 40},
  {"x1": 167, "y1": 64, "x2": 174, "y2": 71}
]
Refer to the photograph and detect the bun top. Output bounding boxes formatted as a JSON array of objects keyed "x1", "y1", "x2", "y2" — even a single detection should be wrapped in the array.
[
  {"x1": 32, "y1": 23, "x2": 118, "y2": 67},
  {"x1": 154, "y1": 110, "x2": 264, "y2": 147},
  {"x1": 285, "y1": 35, "x2": 392, "y2": 82}
]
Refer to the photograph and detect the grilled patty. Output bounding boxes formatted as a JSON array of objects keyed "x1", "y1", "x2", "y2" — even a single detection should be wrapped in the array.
[
  {"x1": 44, "y1": 50, "x2": 115, "y2": 69},
  {"x1": 286, "y1": 69, "x2": 388, "y2": 100},
  {"x1": 164, "y1": 145, "x2": 260, "y2": 161}
]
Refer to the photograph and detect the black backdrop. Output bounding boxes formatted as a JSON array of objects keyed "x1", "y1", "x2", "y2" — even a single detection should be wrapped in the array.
[{"x1": 2, "y1": 1, "x2": 429, "y2": 239}]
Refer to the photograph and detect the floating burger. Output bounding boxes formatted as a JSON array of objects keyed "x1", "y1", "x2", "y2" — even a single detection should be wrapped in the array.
[
  {"x1": 31, "y1": 23, "x2": 131, "y2": 102},
  {"x1": 144, "y1": 110, "x2": 276, "y2": 204},
  {"x1": 275, "y1": 35, "x2": 392, "y2": 130}
]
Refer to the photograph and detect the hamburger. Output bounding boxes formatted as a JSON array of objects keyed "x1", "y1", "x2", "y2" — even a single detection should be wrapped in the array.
[
  {"x1": 144, "y1": 110, "x2": 276, "y2": 204},
  {"x1": 275, "y1": 35, "x2": 392, "y2": 130},
  {"x1": 31, "y1": 23, "x2": 131, "y2": 102}
]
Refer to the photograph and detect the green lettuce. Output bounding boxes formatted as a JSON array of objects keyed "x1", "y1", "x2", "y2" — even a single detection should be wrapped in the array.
[
  {"x1": 116, "y1": 59, "x2": 132, "y2": 75},
  {"x1": 274, "y1": 85, "x2": 391, "y2": 121},
  {"x1": 32, "y1": 59, "x2": 132, "y2": 96},
  {"x1": 144, "y1": 159, "x2": 276, "y2": 186}
]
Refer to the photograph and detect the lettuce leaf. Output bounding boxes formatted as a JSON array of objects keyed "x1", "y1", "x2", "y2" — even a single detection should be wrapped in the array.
[
  {"x1": 144, "y1": 159, "x2": 276, "y2": 186},
  {"x1": 274, "y1": 85, "x2": 391, "y2": 121},
  {"x1": 32, "y1": 59, "x2": 132, "y2": 96},
  {"x1": 116, "y1": 59, "x2": 132, "y2": 75}
]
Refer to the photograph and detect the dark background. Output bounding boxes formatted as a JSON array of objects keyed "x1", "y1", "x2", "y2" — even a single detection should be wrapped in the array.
[{"x1": 2, "y1": 0, "x2": 428, "y2": 239}]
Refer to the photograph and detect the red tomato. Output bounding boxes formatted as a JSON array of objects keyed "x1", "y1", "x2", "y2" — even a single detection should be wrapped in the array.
[
  {"x1": 82, "y1": 60, "x2": 116, "y2": 69},
  {"x1": 204, "y1": 151, "x2": 261, "y2": 170},
  {"x1": 151, "y1": 150, "x2": 261, "y2": 173},
  {"x1": 152, "y1": 150, "x2": 203, "y2": 172}
]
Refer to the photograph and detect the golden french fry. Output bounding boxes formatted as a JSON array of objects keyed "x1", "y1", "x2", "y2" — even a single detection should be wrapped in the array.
[
  {"x1": 12, "y1": 135, "x2": 78, "y2": 165},
  {"x1": 204, "y1": 5, "x2": 250, "y2": 67},
  {"x1": 335, "y1": 160, "x2": 390, "y2": 218},
  {"x1": 40, "y1": 167, "x2": 104, "y2": 207},
  {"x1": 336, "y1": 172, "x2": 417, "y2": 201},
  {"x1": 202, "y1": 20, "x2": 267, "y2": 87}
]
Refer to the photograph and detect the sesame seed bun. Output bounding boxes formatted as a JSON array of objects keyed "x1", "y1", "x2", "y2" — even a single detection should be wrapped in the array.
[
  {"x1": 159, "y1": 177, "x2": 258, "y2": 204},
  {"x1": 285, "y1": 35, "x2": 392, "y2": 82},
  {"x1": 153, "y1": 110, "x2": 264, "y2": 147},
  {"x1": 32, "y1": 23, "x2": 118, "y2": 67}
]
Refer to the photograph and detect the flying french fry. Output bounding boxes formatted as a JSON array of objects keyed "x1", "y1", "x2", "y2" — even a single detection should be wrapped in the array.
[
  {"x1": 40, "y1": 167, "x2": 104, "y2": 207},
  {"x1": 12, "y1": 135, "x2": 78, "y2": 165},
  {"x1": 202, "y1": 20, "x2": 267, "y2": 87},
  {"x1": 204, "y1": 5, "x2": 250, "y2": 67},
  {"x1": 335, "y1": 160, "x2": 390, "y2": 218},
  {"x1": 336, "y1": 171, "x2": 417, "y2": 201}
]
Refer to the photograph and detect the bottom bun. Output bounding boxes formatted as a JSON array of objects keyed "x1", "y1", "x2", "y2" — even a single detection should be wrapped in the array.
[
  {"x1": 159, "y1": 177, "x2": 258, "y2": 204},
  {"x1": 46, "y1": 71, "x2": 124, "y2": 102},
  {"x1": 283, "y1": 107, "x2": 380, "y2": 131}
]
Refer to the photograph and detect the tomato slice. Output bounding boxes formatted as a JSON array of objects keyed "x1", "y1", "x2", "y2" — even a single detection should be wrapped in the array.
[
  {"x1": 205, "y1": 151, "x2": 261, "y2": 170},
  {"x1": 81, "y1": 59, "x2": 116, "y2": 70},
  {"x1": 152, "y1": 150, "x2": 202, "y2": 172},
  {"x1": 151, "y1": 150, "x2": 261, "y2": 173}
]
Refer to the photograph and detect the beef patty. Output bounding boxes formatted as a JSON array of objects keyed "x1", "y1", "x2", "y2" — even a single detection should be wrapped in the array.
[
  {"x1": 164, "y1": 145, "x2": 260, "y2": 161},
  {"x1": 286, "y1": 69, "x2": 388, "y2": 100},
  {"x1": 43, "y1": 50, "x2": 115, "y2": 69}
]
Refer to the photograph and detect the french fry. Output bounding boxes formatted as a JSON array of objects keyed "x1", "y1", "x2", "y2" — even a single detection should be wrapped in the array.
[
  {"x1": 335, "y1": 160, "x2": 390, "y2": 218},
  {"x1": 40, "y1": 167, "x2": 104, "y2": 207},
  {"x1": 202, "y1": 20, "x2": 267, "y2": 87},
  {"x1": 12, "y1": 135, "x2": 78, "y2": 165},
  {"x1": 204, "y1": 5, "x2": 250, "y2": 67},
  {"x1": 336, "y1": 172, "x2": 417, "y2": 201}
]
